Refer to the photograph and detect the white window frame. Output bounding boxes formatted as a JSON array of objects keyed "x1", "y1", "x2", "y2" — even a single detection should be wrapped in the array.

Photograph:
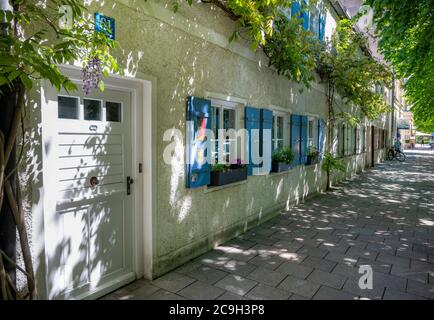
[
  {"x1": 272, "y1": 113, "x2": 285, "y2": 151},
  {"x1": 209, "y1": 98, "x2": 242, "y2": 164},
  {"x1": 307, "y1": 116, "x2": 318, "y2": 149},
  {"x1": 270, "y1": 108, "x2": 290, "y2": 151}
]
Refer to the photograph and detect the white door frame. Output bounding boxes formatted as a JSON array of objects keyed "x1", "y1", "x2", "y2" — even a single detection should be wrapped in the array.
[{"x1": 38, "y1": 64, "x2": 155, "y2": 299}]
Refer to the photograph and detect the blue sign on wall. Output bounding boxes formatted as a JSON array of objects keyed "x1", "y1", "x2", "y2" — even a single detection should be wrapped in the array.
[{"x1": 94, "y1": 12, "x2": 115, "y2": 40}]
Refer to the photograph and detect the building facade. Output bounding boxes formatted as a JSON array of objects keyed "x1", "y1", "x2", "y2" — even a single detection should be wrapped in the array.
[{"x1": 20, "y1": 0, "x2": 396, "y2": 299}]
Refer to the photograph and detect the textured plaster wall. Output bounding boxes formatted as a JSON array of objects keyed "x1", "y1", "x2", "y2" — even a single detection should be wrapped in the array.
[{"x1": 19, "y1": 0, "x2": 392, "y2": 291}]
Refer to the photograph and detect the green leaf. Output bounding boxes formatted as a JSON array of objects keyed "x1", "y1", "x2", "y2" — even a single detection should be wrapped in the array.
[{"x1": 20, "y1": 73, "x2": 33, "y2": 90}]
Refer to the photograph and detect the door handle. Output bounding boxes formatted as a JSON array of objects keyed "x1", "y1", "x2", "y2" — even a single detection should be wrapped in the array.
[{"x1": 127, "y1": 176, "x2": 134, "y2": 195}]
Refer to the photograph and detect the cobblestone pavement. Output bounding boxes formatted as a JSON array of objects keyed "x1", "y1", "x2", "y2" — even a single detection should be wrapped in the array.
[{"x1": 102, "y1": 148, "x2": 434, "y2": 300}]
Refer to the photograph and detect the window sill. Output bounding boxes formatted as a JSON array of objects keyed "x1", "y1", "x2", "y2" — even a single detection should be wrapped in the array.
[{"x1": 204, "y1": 179, "x2": 247, "y2": 193}]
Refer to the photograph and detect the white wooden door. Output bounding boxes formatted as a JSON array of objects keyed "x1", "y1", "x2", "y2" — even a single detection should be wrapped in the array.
[{"x1": 43, "y1": 84, "x2": 135, "y2": 299}]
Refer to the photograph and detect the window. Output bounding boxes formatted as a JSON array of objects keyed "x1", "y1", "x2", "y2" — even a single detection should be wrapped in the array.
[
  {"x1": 210, "y1": 101, "x2": 239, "y2": 163},
  {"x1": 309, "y1": 6, "x2": 320, "y2": 38},
  {"x1": 307, "y1": 117, "x2": 317, "y2": 149},
  {"x1": 361, "y1": 126, "x2": 366, "y2": 152},
  {"x1": 355, "y1": 127, "x2": 360, "y2": 154},
  {"x1": 84, "y1": 99, "x2": 102, "y2": 121},
  {"x1": 272, "y1": 115, "x2": 284, "y2": 151},
  {"x1": 338, "y1": 123, "x2": 345, "y2": 157},
  {"x1": 58, "y1": 96, "x2": 79, "y2": 119},
  {"x1": 106, "y1": 101, "x2": 122, "y2": 122}
]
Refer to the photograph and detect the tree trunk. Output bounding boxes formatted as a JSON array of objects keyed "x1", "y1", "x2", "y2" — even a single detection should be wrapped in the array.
[{"x1": 0, "y1": 83, "x2": 18, "y2": 299}]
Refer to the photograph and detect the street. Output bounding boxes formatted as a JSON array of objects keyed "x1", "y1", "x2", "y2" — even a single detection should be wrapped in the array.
[{"x1": 103, "y1": 147, "x2": 434, "y2": 300}]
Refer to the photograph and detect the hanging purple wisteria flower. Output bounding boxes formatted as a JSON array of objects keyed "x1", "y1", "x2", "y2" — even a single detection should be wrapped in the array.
[{"x1": 82, "y1": 57, "x2": 102, "y2": 95}]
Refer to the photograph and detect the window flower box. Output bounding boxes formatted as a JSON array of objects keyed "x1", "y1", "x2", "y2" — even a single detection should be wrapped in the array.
[
  {"x1": 209, "y1": 159, "x2": 247, "y2": 187},
  {"x1": 271, "y1": 161, "x2": 293, "y2": 173},
  {"x1": 271, "y1": 147, "x2": 295, "y2": 173},
  {"x1": 306, "y1": 147, "x2": 320, "y2": 165}
]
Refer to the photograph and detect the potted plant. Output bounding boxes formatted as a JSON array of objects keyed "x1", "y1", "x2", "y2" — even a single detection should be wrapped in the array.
[
  {"x1": 271, "y1": 147, "x2": 295, "y2": 172},
  {"x1": 209, "y1": 159, "x2": 247, "y2": 186},
  {"x1": 306, "y1": 146, "x2": 320, "y2": 165}
]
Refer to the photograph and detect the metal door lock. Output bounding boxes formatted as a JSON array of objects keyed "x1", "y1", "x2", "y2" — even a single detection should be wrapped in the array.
[{"x1": 127, "y1": 176, "x2": 134, "y2": 195}]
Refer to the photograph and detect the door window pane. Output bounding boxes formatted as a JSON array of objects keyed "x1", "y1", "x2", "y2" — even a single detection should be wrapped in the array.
[
  {"x1": 84, "y1": 99, "x2": 102, "y2": 121},
  {"x1": 58, "y1": 96, "x2": 79, "y2": 119},
  {"x1": 106, "y1": 102, "x2": 122, "y2": 122},
  {"x1": 223, "y1": 109, "x2": 235, "y2": 130}
]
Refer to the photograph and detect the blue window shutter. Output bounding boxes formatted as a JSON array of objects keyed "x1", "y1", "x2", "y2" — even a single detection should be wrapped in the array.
[
  {"x1": 260, "y1": 109, "x2": 273, "y2": 174},
  {"x1": 186, "y1": 96, "x2": 211, "y2": 188},
  {"x1": 300, "y1": 115, "x2": 308, "y2": 164},
  {"x1": 291, "y1": 0, "x2": 300, "y2": 17},
  {"x1": 302, "y1": 0, "x2": 309, "y2": 30},
  {"x1": 245, "y1": 106, "x2": 260, "y2": 176},
  {"x1": 319, "y1": 13, "x2": 326, "y2": 41},
  {"x1": 318, "y1": 118, "x2": 325, "y2": 159},
  {"x1": 290, "y1": 114, "x2": 301, "y2": 165}
]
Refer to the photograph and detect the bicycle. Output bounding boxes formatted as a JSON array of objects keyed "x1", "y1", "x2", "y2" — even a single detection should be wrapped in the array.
[{"x1": 387, "y1": 147, "x2": 406, "y2": 162}]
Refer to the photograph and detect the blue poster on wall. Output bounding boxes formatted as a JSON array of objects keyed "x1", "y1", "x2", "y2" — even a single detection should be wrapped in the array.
[{"x1": 94, "y1": 12, "x2": 115, "y2": 40}]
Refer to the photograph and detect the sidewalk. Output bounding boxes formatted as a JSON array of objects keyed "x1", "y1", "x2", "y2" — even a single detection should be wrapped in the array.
[{"x1": 102, "y1": 150, "x2": 434, "y2": 300}]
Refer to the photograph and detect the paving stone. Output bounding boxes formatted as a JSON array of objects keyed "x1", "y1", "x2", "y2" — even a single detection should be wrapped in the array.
[
  {"x1": 346, "y1": 247, "x2": 379, "y2": 261},
  {"x1": 319, "y1": 242, "x2": 350, "y2": 254},
  {"x1": 119, "y1": 282, "x2": 160, "y2": 299},
  {"x1": 275, "y1": 261, "x2": 314, "y2": 279},
  {"x1": 278, "y1": 251, "x2": 308, "y2": 264},
  {"x1": 383, "y1": 289, "x2": 426, "y2": 300},
  {"x1": 302, "y1": 256, "x2": 336, "y2": 272},
  {"x1": 224, "y1": 239, "x2": 257, "y2": 251},
  {"x1": 357, "y1": 258, "x2": 392, "y2": 275},
  {"x1": 396, "y1": 247, "x2": 428, "y2": 262},
  {"x1": 178, "y1": 281, "x2": 225, "y2": 300},
  {"x1": 331, "y1": 263, "x2": 359, "y2": 279},
  {"x1": 175, "y1": 260, "x2": 203, "y2": 275},
  {"x1": 224, "y1": 248, "x2": 258, "y2": 262},
  {"x1": 218, "y1": 260, "x2": 258, "y2": 277},
  {"x1": 342, "y1": 278, "x2": 385, "y2": 300},
  {"x1": 249, "y1": 254, "x2": 284, "y2": 270},
  {"x1": 152, "y1": 272, "x2": 196, "y2": 293},
  {"x1": 308, "y1": 269, "x2": 346, "y2": 290},
  {"x1": 246, "y1": 267, "x2": 287, "y2": 287},
  {"x1": 325, "y1": 252, "x2": 358, "y2": 267},
  {"x1": 187, "y1": 265, "x2": 229, "y2": 284},
  {"x1": 217, "y1": 292, "x2": 249, "y2": 300},
  {"x1": 391, "y1": 265, "x2": 428, "y2": 284},
  {"x1": 277, "y1": 276, "x2": 320, "y2": 299},
  {"x1": 272, "y1": 240, "x2": 303, "y2": 252},
  {"x1": 313, "y1": 286, "x2": 358, "y2": 300},
  {"x1": 373, "y1": 272, "x2": 407, "y2": 291},
  {"x1": 377, "y1": 253, "x2": 410, "y2": 268},
  {"x1": 289, "y1": 294, "x2": 309, "y2": 300},
  {"x1": 147, "y1": 289, "x2": 186, "y2": 300},
  {"x1": 297, "y1": 245, "x2": 328, "y2": 259},
  {"x1": 215, "y1": 274, "x2": 258, "y2": 296},
  {"x1": 406, "y1": 279, "x2": 434, "y2": 299},
  {"x1": 245, "y1": 283, "x2": 291, "y2": 300}
]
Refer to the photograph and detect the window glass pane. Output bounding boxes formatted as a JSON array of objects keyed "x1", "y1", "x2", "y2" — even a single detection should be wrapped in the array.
[
  {"x1": 223, "y1": 109, "x2": 235, "y2": 130},
  {"x1": 277, "y1": 140, "x2": 284, "y2": 149},
  {"x1": 106, "y1": 101, "x2": 121, "y2": 122},
  {"x1": 272, "y1": 116, "x2": 276, "y2": 141},
  {"x1": 58, "y1": 96, "x2": 79, "y2": 119},
  {"x1": 308, "y1": 119, "x2": 314, "y2": 147},
  {"x1": 277, "y1": 116, "x2": 284, "y2": 139},
  {"x1": 84, "y1": 99, "x2": 102, "y2": 121}
]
